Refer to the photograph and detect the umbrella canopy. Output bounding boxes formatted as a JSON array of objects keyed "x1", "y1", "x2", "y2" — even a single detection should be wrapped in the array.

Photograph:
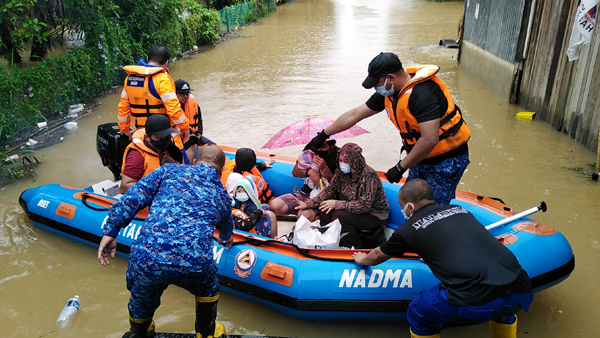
[{"x1": 262, "y1": 116, "x2": 369, "y2": 150}]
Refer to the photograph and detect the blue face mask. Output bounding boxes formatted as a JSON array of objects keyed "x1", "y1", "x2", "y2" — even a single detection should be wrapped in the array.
[
  {"x1": 339, "y1": 163, "x2": 351, "y2": 174},
  {"x1": 375, "y1": 77, "x2": 395, "y2": 96},
  {"x1": 401, "y1": 202, "x2": 414, "y2": 221},
  {"x1": 236, "y1": 193, "x2": 249, "y2": 202}
]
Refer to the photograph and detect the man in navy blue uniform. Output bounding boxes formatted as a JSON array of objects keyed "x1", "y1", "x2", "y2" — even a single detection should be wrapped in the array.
[
  {"x1": 353, "y1": 179, "x2": 533, "y2": 338},
  {"x1": 98, "y1": 145, "x2": 233, "y2": 338}
]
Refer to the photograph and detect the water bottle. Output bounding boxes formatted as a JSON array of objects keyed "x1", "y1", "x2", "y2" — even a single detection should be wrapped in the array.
[{"x1": 56, "y1": 295, "x2": 80, "y2": 329}]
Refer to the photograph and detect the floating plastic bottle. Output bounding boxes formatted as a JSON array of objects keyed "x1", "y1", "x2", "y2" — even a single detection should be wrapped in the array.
[
  {"x1": 64, "y1": 122, "x2": 78, "y2": 130},
  {"x1": 56, "y1": 295, "x2": 80, "y2": 329}
]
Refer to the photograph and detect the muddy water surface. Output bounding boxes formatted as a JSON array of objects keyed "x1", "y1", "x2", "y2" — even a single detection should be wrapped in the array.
[{"x1": 1, "y1": 0, "x2": 599, "y2": 337}]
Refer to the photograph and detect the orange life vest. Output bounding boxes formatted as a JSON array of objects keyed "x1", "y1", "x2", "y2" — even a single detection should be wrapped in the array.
[
  {"x1": 231, "y1": 208, "x2": 257, "y2": 234},
  {"x1": 385, "y1": 65, "x2": 470, "y2": 158},
  {"x1": 117, "y1": 65, "x2": 188, "y2": 132},
  {"x1": 121, "y1": 129, "x2": 180, "y2": 177},
  {"x1": 221, "y1": 160, "x2": 274, "y2": 204},
  {"x1": 184, "y1": 95, "x2": 200, "y2": 133}
]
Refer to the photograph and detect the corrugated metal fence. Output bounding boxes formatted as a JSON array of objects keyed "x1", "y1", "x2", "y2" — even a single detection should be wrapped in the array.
[
  {"x1": 519, "y1": 0, "x2": 600, "y2": 150},
  {"x1": 462, "y1": 0, "x2": 526, "y2": 63}
]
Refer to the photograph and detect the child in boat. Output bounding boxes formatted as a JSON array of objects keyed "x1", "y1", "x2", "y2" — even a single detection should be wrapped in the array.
[{"x1": 231, "y1": 177, "x2": 278, "y2": 238}]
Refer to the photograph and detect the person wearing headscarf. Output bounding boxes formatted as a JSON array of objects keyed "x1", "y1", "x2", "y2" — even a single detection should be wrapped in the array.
[{"x1": 296, "y1": 143, "x2": 390, "y2": 248}]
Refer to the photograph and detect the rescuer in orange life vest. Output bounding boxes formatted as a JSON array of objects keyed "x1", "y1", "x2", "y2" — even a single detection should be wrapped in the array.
[
  {"x1": 119, "y1": 114, "x2": 184, "y2": 194},
  {"x1": 117, "y1": 44, "x2": 190, "y2": 146},
  {"x1": 174, "y1": 79, "x2": 216, "y2": 161},
  {"x1": 307, "y1": 52, "x2": 470, "y2": 205}
]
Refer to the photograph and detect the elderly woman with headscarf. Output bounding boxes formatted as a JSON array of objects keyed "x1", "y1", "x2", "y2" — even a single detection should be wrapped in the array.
[{"x1": 296, "y1": 143, "x2": 390, "y2": 249}]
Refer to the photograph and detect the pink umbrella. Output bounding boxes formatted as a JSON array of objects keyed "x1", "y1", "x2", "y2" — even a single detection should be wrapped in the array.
[{"x1": 262, "y1": 116, "x2": 369, "y2": 149}]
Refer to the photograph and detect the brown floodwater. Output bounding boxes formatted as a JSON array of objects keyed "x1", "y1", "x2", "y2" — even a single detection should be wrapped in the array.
[{"x1": 2, "y1": 0, "x2": 599, "y2": 336}]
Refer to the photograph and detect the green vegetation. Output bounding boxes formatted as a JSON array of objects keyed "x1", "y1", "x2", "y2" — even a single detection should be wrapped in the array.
[{"x1": 0, "y1": 0, "x2": 276, "y2": 181}]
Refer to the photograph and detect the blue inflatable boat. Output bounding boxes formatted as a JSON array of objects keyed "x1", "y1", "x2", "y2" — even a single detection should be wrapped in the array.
[{"x1": 18, "y1": 145, "x2": 574, "y2": 321}]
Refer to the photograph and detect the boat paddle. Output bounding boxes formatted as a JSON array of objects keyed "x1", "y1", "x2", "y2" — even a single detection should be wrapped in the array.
[{"x1": 485, "y1": 201, "x2": 547, "y2": 231}]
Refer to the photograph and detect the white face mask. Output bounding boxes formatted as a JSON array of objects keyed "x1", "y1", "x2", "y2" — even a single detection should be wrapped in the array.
[
  {"x1": 236, "y1": 193, "x2": 249, "y2": 202},
  {"x1": 401, "y1": 202, "x2": 414, "y2": 220},
  {"x1": 375, "y1": 77, "x2": 395, "y2": 96},
  {"x1": 339, "y1": 163, "x2": 351, "y2": 174}
]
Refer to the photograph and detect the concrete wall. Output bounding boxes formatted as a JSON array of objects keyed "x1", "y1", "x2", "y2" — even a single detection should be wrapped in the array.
[{"x1": 458, "y1": 41, "x2": 516, "y2": 102}]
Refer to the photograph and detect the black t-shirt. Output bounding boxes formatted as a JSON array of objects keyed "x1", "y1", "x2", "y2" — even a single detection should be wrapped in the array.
[
  {"x1": 365, "y1": 80, "x2": 467, "y2": 163},
  {"x1": 380, "y1": 204, "x2": 532, "y2": 306}
]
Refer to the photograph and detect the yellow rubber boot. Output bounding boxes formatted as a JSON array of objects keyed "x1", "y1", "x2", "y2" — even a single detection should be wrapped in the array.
[
  {"x1": 195, "y1": 294, "x2": 220, "y2": 338},
  {"x1": 410, "y1": 329, "x2": 440, "y2": 338},
  {"x1": 489, "y1": 316, "x2": 518, "y2": 338},
  {"x1": 196, "y1": 322, "x2": 226, "y2": 338}
]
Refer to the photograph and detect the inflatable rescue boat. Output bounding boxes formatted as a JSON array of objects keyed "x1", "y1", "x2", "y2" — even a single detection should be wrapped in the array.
[{"x1": 17, "y1": 124, "x2": 575, "y2": 321}]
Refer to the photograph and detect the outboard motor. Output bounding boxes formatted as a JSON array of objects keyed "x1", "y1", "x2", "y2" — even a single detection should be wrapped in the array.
[{"x1": 96, "y1": 123, "x2": 130, "y2": 181}]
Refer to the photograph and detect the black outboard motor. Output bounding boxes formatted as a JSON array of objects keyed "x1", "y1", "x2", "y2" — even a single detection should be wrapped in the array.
[{"x1": 96, "y1": 123, "x2": 130, "y2": 181}]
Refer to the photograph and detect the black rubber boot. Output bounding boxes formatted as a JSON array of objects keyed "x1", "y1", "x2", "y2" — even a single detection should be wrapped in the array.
[
  {"x1": 195, "y1": 294, "x2": 220, "y2": 338},
  {"x1": 129, "y1": 313, "x2": 154, "y2": 338}
]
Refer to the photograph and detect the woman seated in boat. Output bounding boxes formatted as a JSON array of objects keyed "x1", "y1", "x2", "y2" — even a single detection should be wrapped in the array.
[
  {"x1": 270, "y1": 139, "x2": 339, "y2": 220},
  {"x1": 229, "y1": 175, "x2": 278, "y2": 238},
  {"x1": 295, "y1": 143, "x2": 390, "y2": 249}
]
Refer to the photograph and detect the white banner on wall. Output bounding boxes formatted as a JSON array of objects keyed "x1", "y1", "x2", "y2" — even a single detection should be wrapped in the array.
[{"x1": 567, "y1": 0, "x2": 599, "y2": 61}]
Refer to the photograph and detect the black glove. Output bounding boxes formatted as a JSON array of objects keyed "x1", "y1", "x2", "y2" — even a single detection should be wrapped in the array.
[
  {"x1": 385, "y1": 163, "x2": 406, "y2": 184},
  {"x1": 307, "y1": 130, "x2": 329, "y2": 151}
]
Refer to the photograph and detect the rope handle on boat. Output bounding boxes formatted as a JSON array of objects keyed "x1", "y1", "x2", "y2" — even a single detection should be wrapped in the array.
[
  {"x1": 215, "y1": 236, "x2": 420, "y2": 262},
  {"x1": 81, "y1": 193, "x2": 146, "y2": 221}
]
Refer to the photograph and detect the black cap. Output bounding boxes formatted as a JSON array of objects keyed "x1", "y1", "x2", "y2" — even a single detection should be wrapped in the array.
[
  {"x1": 175, "y1": 79, "x2": 193, "y2": 93},
  {"x1": 362, "y1": 52, "x2": 403, "y2": 89},
  {"x1": 145, "y1": 115, "x2": 176, "y2": 138},
  {"x1": 235, "y1": 148, "x2": 257, "y2": 172}
]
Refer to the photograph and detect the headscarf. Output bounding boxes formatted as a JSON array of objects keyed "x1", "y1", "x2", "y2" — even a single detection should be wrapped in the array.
[
  {"x1": 338, "y1": 143, "x2": 366, "y2": 175},
  {"x1": 233, "y1": 177, "x2": 262, "y2": 210},
  {"x1": 226, "y1": 172, "x2": 244, "y2": 197}
]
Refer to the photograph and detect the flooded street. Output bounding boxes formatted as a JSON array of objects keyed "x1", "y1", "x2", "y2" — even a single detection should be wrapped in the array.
[{"x1": 1, "y1": 0, "x2": 599, "y2": 336}]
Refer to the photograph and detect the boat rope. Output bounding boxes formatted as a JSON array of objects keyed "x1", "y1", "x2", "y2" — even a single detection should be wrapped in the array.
[
  {"x1": 79, "y1": 193, "x2": 419, "y2": 262},
  {"x1": 218, "y1": 236, "x2": 420, "y2": 262},
  {"x1": 81, "y1": 193, "x2": 145, "y2": 221}
]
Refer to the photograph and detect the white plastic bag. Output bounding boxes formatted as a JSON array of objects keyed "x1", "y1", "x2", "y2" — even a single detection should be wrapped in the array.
[{"x1": 292, "y1": 216, "x2": 341, "y2": 249}]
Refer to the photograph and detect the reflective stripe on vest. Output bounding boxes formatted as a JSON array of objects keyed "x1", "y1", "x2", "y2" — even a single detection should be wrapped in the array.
[{"x1": 385, "y1": 65, "x2": 470, "y2": 158}]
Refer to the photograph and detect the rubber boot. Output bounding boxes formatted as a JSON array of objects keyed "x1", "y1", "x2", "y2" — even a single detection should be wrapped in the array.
[
  {"x1": 129, "y1": 314, "x2": 154, "y2": 338},
  {"x1": 410, "y1": 329, "x2": 440, "y2": 338},
  {"x1": 489, "y1": 315, "x2": 518, "y2": 338},
  {"x1": 195, "y1": 294, "x2": 224, "y2": 338}
]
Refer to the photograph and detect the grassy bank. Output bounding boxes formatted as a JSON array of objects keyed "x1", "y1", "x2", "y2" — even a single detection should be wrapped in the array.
[{"x1": 0, "y1": 0, "x2": 276, "y2": 184}]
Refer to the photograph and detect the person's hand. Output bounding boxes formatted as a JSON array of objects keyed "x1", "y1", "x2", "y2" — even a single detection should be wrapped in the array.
[
  {"x1": 292, "y1": 195, "x2": 309, "y2": 210},
  {"x1": 319, "y1": 200, "x2": 337, "y2": 214},
  {"x1": 307, "y1": 169, "x2": 320, "y2": 186},
  {"x1": 265, "y1": 159, "x2": 275, "y2": 168},
  {"x1": 306, "y1": 130, "x2": 329, "y2": 150},
  {"x1": 220, "y1": 237, "x2": 234, "y2": 248},
  {"x1": 187, "y1": 133, "x2": 199, "y2": 146},
  {"x1": 353, "y1": 252, "x2": 367, "y2": 265},
  {"x1": 119, "y1": 130, "x2": 132, "y2": 140},
  {"x1": 160, "y1": 155, "x2": 178, "y2": 165},
  {"x1": 98, "y1": 235, "x2": 117, "y2": 267},
  {"x1": 385, "y1": 163, "x2": 406, "y2": 184},
  {"x1": 181, "y1": 128, "x2": 190, "y2": 143},
  {"x1": 313, "y1": 156, "x2": 327, "y2": 171}
]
